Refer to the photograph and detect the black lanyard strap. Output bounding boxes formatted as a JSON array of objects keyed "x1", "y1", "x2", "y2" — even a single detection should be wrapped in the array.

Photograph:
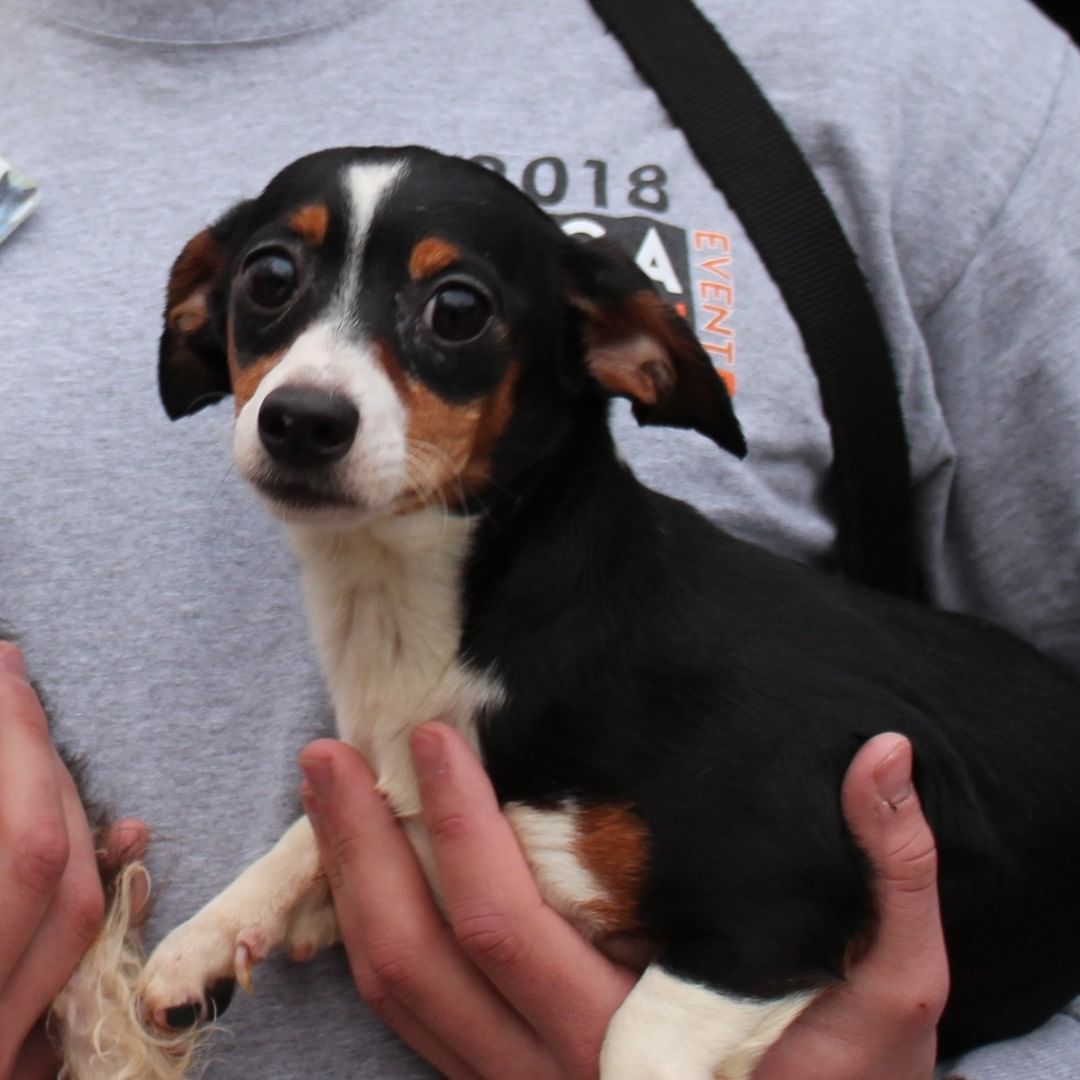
[{"x1": 590, "y1": 0, "x2": 924, "y2": 600}]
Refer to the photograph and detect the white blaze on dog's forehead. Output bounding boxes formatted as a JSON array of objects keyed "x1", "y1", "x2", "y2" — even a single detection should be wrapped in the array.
[
  {"x1": 336, "y1": 159, "x2": 407, "y2": 319},
  {"x1": 601, "y1": 966, "x2": 815, "y2": 1080}
]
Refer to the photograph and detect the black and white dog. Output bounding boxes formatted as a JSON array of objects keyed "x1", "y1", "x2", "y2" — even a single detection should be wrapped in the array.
[{"x1": 141, "y1": 145, "x2": 1080, "y2": 1077}]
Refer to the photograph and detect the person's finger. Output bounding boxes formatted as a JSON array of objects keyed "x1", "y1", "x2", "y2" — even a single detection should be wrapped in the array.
[
  {"x1": 99, "y1": 818, "x2": 152, "y2": 928},
  {"x1": 3, "y1": 751, "x2": 105, "y2": 1024},
  {"x1": 299, "y1": 740, "x2": 550, "y2": 1079},
  {"x1": 753, "y1": 737, "x2": 946, "y2": 1080},
  {"x1": 99, "y1": 817, "x2": 150, "y2": 872},
  {"x1": 411, "y1": 723, "x2": 635, "y2": 1065},
  {"x1": 0, "y1": 646, "x2": 70, "y2": 985},
  {"x1": 840, "y1": 733, "x2": 949, "y2": 1018},
  {"x1": 0, "y1": 640, "x2": 27, "y2": 678}
]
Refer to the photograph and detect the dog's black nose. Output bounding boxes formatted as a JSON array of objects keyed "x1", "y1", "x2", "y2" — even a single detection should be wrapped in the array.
[{"x1": 258, "y1": 386, "x2": 360, "y2": 468}]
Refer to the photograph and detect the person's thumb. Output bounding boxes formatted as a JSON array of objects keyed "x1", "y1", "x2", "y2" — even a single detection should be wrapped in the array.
[{"x1": 840, "y1": 733, "x2": 947, "y2": 981}]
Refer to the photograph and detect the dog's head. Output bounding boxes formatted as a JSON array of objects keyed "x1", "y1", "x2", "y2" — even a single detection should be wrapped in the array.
[{"x1": 159, "y1": 146, "x2": 745, "y2": 526}]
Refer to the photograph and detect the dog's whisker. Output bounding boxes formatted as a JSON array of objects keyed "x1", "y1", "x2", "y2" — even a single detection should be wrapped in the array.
[
  {"x1": 211, "y1": 461, "x2": 238, "y2": 501},
  {"x1": 404, "y1": 439, "x2": 472, "y2": 522}
]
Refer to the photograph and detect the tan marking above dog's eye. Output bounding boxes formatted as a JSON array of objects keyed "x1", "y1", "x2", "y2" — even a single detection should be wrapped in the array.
[
  {"x1": 408, "y1": 236, "x2": 461, "y2": 280},
  {"x1": 288, "y1": 204, "x2": 330, "y2": 246}
]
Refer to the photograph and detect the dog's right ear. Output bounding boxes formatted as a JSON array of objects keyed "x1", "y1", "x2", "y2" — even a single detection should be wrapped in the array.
[
  {"x1": 565, "y1": 237, "x2": 747, "y2": 458},
  {"x1": 158, "y1": 201, "x2": 252, "y2": 420}
]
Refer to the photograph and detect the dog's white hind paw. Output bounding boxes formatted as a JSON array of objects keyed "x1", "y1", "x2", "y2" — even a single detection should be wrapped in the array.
[{"x1": 600, "y1": 965, "x2": 815, "y2": 1080}]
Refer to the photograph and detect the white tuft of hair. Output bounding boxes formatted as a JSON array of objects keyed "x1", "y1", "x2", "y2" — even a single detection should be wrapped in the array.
[{"x1": 49, "y1": 861, "x2": 210, "y2": 1080}]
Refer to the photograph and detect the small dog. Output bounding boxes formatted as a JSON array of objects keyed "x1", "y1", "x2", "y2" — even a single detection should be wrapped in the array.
[{"x1": 142, "y1": 145, "x2": 1080, "y2": 1077}]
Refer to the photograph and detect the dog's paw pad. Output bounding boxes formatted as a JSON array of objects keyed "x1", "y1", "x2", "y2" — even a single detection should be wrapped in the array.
[
  {"x1": 161, "y1": 1000, "x2": 203, "y2": 1030},
  {"x1": 153, "y1": 977, "x2": 236, "y2": 1032},
  {"x1": 205, "y1": 977, "x2": 237, "y2": 1020}
]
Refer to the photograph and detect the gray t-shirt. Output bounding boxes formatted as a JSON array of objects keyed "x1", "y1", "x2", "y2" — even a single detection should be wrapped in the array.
[{"x1": 1, "y1": 0, "x2": 1078, "y2": 1076}]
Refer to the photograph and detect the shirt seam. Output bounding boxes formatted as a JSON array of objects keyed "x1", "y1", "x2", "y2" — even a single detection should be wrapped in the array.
[
  {"x1": 31, "y1": 3, "x2": 369, "y2": 48},
  {"x1": 922, "y1": 32, "x2": 1072, "y2": 324}
]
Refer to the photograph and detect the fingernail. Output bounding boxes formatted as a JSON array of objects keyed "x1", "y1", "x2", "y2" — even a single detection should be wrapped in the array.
[
  {"x1": 300, "y1": 782, "x2": 327, "y2": 842},
  {"x1": 300, "y1": 754, "x2": 334, "y2": 803},
  {"x1": 874, "y1": 737, "x2": 914, "y2": 809},
  {"x1": 410, "y1": 727, "x2": 445, "y2": 780},
  {"x1": 0, "y1": 642, "x2": 26, "y2": 678},
  {"x1": 107, "y1": 820, "x2": 150, "y2": 864}
]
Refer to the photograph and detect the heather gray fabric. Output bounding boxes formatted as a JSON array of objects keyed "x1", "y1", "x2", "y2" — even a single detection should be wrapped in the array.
[{"x1": 1, "y1": 0, "x2": 1078, "y2": 1076}]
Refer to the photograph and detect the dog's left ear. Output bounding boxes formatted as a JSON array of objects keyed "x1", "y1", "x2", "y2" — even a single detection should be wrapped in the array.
[
  {"x1": 158, "y1": 200, "x2": 252, "y2": 420},
  {"x1": 566, "y1": 237, "x2": 746, "y2": 457}
]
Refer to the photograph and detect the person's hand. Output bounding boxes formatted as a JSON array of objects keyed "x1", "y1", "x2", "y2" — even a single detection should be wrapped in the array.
[
  {"x1": 754, "y1": 732, "x2": 948, "y2": 1079},
  {"x1": 300, "y1": 724, "x2": 636, "y2": 1080},
  {"x1": 0, "y1": 642, "x2": 149, "y2": 1080},
  {"x1": 300, "y1": 726, "x2": 947, "y2": 1080}
]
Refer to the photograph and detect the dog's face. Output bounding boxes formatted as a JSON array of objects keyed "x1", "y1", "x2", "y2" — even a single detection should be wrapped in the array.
[{"x1": 159, "y1": 146, "x2": 744, "y2": 527}]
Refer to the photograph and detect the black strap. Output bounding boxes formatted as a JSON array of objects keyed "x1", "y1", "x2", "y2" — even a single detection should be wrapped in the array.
[{"x1": 590, "y1": 0, "x2": 924, "y2": 600}]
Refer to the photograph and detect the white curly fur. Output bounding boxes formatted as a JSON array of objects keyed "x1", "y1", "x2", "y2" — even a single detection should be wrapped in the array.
[{"x1": 50, "y1": 861, "x2": 208, "y2": 1080}]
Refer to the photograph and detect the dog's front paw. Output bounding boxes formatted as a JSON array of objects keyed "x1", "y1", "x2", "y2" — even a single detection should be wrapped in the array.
[{"x1": 139, "y1": 914, "x2": 277, "y2": 1032}]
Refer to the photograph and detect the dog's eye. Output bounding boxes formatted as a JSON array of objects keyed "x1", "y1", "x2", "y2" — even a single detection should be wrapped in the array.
[
  {"x1": 423, "y1": 282, "x2": 493, "y2": 344},
  {"x1": 241, "y1": 249, "x2": 299, "y2": 310}
]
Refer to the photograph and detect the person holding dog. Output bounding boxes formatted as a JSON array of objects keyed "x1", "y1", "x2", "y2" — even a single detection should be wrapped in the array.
[{"x1": 1, "y1": 0, "x2": 1077, "y2": 1077}]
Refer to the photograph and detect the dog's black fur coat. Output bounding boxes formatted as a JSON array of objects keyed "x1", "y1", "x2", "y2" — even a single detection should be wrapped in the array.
[{"x1": 457, "y1": 391, "x2": 1080, "y2": 1057}]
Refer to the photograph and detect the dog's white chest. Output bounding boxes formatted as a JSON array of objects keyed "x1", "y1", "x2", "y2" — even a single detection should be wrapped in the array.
[{"x1": 287, "y1": 510, "x2": 503, "y2": 816}]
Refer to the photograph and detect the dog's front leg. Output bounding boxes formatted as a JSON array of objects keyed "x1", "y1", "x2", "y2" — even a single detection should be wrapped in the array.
[{"x1": 139, "y1": 816, "x2": 337, "y2": 1030}]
